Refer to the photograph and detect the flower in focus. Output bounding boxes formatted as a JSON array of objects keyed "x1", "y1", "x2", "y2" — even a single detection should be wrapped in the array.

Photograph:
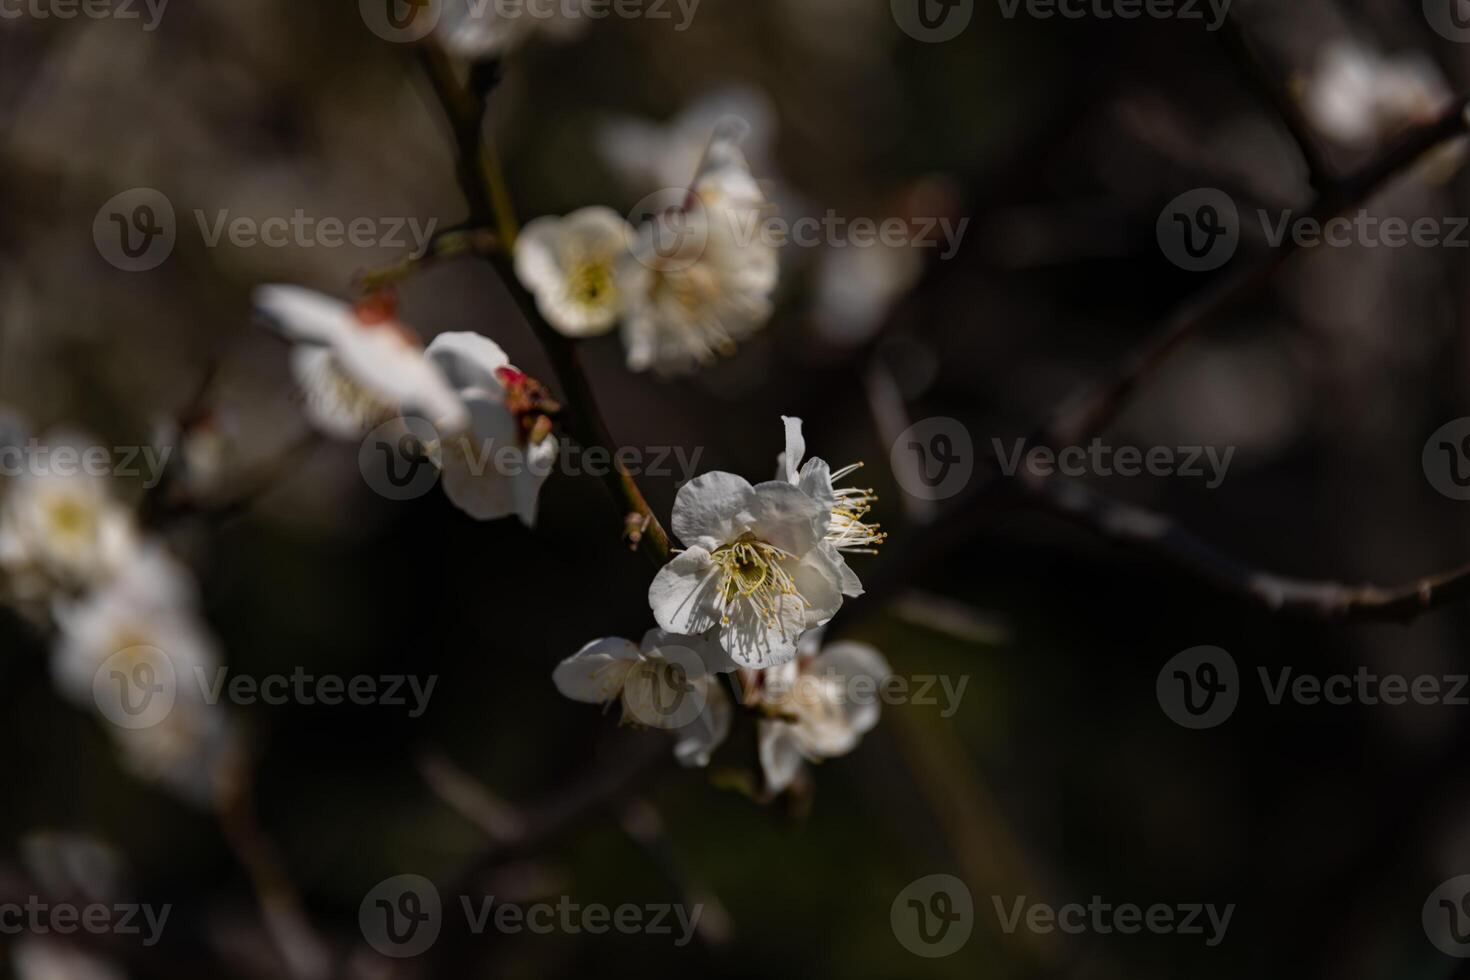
[
  {"x1": 514, "y1": 207, "x2": 638, "y2": 338},
  {"x1": 755, "y1": 635, "x2": 890, "y2": 794},
  {"x1": 1299, "y1": 40, "x2": 1452, "y2": 145},
  {"x1": 621, "y1": 120, "x2": 780, "y2": 375},
  {"x1": 423, "y1": 332, "x2": 561, "y2": 526},
  {"x1": 437, "y1": 0, "x2": 589, "y2": 59},
  {"x1": 649, "y1": 469, "x2": 848, "y2": 668},
  {"x1": 253, "y1": 285, "x2": 469, "y2": 440},
  {"x1": 553, "y1": 628, "x2": 733, "y2": 767},
  {"x1": 52, "y1": 544, "x2": 236, "y2": 806},
  {"x1": 777, "y1": 415, "x2": 883, "y2": 579},
  {"x1": 0, "y1": 439, "x2": 139, "y2": 602}
]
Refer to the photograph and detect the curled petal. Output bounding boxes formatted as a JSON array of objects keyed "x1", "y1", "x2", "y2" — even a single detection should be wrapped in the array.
[{"x1": 552, "y1": 637, "x2": 642, "y2": 704}]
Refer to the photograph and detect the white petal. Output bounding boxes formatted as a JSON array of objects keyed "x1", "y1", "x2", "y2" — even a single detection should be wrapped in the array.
[
  {"x1": 552, "y1": 637, "x2": 641, "y2": 704},
  {"x1": 641, "y1": 627, "x2": 737, "y2": 677},
  {"x1": 777, "y1": 415, "x2": 805, "y2": 484},
  {"x1": 813, "y1": 641, "x2": 891, "y2": 737},
  {"x1": 797, "y1": 458, "x2": 837, "y2": 513},
  {"x1": 290, "y1": 347, "x2": 379, "y2": 439},
  {"x1": 818, "y1": 540, "x2": 865, "y2": 599},
  {"x1": 739, "y1": 481, "x2": 823, "y2": 556},
  {"x1": 671, "y1": 471, "x2": 755, "y2": 550},
  {"x1": 673, "y1": 680, "x2": 731, "y2": 768},
  {"x1": 788, "y1": 550, "x2": 845, "y2": 629},
  {"x1": 439, "y1": 393, "x2": 550, "y2": 524},
  {"x1": 721, "y1": 591, "x2": 804, "y2": 669},
  {"x1": 649, "y1": 548, "x2": 723, "y2": 638},
  {"x1": 425, "y1": 331, "x2": 510, "y2": 395},
  {"x1": 253, "y1": 285, "x2": 353, "y2": 345},
  {"x1": 758, "y1": 720, "x2": 805, "y2": 793},
  {"x1": 334, "y1": 331, "x2": 469, "y2": 436},
  {"x1": 514, "y1": 207, "x2": 635, "y2": 338}
]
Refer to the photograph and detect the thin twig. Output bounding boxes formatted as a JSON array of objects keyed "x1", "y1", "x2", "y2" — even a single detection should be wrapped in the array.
[
  {"x1": 1021, "y1": 476, "x2": 1470, "y2": 622},
  {"x1": 416, "y1": 41, "x2": 672, "y2": 566}
]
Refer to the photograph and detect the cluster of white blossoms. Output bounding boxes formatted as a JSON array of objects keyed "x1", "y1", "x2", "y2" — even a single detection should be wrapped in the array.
[
  {"x1": 254, "y1": 285, "x2": 560, "y2": 526},
  {"x1": 515, "y1": 120, "x2": 780, "y2": 376},
  {"x1": 0, "y1": 426, "x2": 235, "y2": 805},
  {"x1": 555, "y1": 417, "x2": 890, "y2": 790}
]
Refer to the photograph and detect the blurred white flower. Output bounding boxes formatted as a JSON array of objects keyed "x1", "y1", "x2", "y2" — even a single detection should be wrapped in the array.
[
  {"x1": 437, "y1": 0, "x2": 589, "y2": 59},
  {"x1": 514, "y1": 207, "x2": 637, "y2": 338},
  {"x1": 1300, "y1": 40, "x2": 1452, "y2": 145},
  {"x1": 0, "y1": 443, "x2": 139, "y2": 602},
  {"x1": 649, "y1": 469, "x2": 848, "y2": 669},
  {"x1": 756, "y1": 637, "x2": 890, "y2": 794},
  {"x1": 778, "y1": 415, "x2": 883, "y2": 562},
  {"x1": 52, "y1": 545, "x2": 235, "y2": 806},
  {"x1": 597, "y1": 86, "x2": 777, "y2": 193},
  {"x1": 621, "y1": 121, "x2": 781, "y2": 375},
  {"x1": 423, "y1": 332, "x2": 560, "y2": 526},
  {"x1": 811, "y1": 240, "x2": 923, "y2": 346},
  {"x1": 553, "y1": 628, "x2": 733, "y2": 767},
  {"x1": 253, "y1": 285, "x2": 469, "y2": 440},
  {"x1": 12, "y1": 939, "x2": 125, "y2": 980}
]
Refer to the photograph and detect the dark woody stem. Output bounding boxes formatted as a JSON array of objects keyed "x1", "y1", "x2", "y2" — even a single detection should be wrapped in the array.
[{"x1": 418, "y1": 45, "x2": 672, "y2": 566}]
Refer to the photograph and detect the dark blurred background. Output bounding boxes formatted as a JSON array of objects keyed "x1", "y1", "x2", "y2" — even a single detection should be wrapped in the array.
[{"x1": 6, "y1": 0, "x2": 1470, "y2": 977}]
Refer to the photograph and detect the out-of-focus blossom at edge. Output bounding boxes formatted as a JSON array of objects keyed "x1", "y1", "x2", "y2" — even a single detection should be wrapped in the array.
[
  {"x1": 1298, "y1": 38, "x2": 1452, "y2": 146},
  {"x1": 755, "y1": 633, "x2": 890, "y2": 794},
  {"x1": 553, "y1": 628, "x2": 734, "y2": 767}
]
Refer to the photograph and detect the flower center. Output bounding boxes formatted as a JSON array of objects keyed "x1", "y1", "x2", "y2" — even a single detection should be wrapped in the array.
[
  {"x1": 567, "y1": 259, "x2": 616, "y2": 310},
  {"x1": 304, "y1": 354, "x2": 395, "y2": 431},
  {"x1": 711, "y1": 534, "x2": 804, "y2": 630},
  {"x1": 44, "y1": 494, "x2": 97, "y2": 541}
]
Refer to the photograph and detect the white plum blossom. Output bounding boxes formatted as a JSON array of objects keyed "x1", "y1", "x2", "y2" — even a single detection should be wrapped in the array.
[
  {"x1": 514, "y1": 207, "x2": 638, "y2": 338},
  {"x1": 553, "y1": 628, "x2": 733, "y2": 767},
  {"x1": 649, "y1": 470, "x2": 849, "y2": 669},
  {"x1": 1300, "y1": 40, "x2": 1452, "y2": 145},
  {"x1": 253, "y1": 285, "x2": 469, "y2": 440},
  {"x1": 423, "y1": 331, "x2": 560, "y2": 526},
  {"x1": 437, "y1": 0, "x2": 589, "y2": 59},
  {"x1": 52, "y1": 545, "x2": 236, "y2": 806},
  {"x1": 777, "y1": 415, "x2": 884, "y2": 574},
  {"x1": 0, "y1": 440, "x2": 139, "y2": 602},
  {"x1": 620, "y1": 120, "x2": 781, "y2": 375},
  {"x1": 597, "y1": 86, "x2": 778, "y2": 193},
  {"x1": 756, "y1": 635, "x2": 890, "y2": 794}
]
